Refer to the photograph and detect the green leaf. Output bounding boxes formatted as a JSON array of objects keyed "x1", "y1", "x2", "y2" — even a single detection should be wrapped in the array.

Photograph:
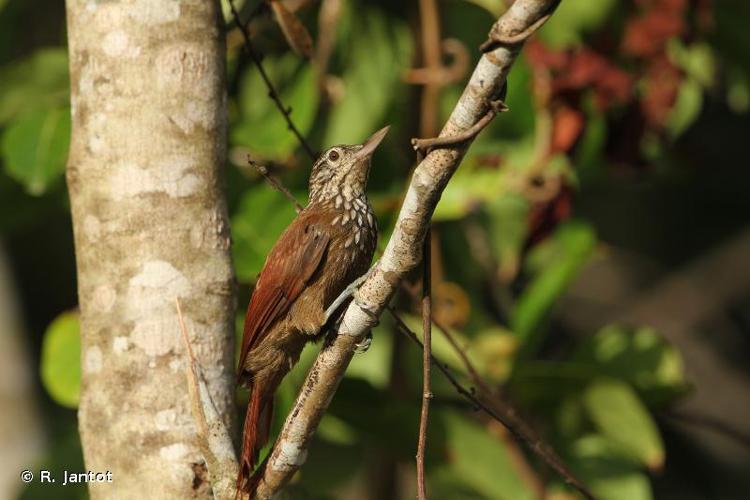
[
  {"x1": 487, "y1": 193, "x2": 530, "y2": 281},
  {"x1": 430, "y1": 466, "x2": 492, "y2": 500},
  {"x1": 726, "y1": 66, "x2": 750, "y2": 113},
  {"x1": 666, "y1": 78, "x2": 703, "y2": 138},
  {"x1": 232, "y1": 54, "x2": 318, "y2": 159},
  {"x1": 219, "y1": 0, "x2": 246, "y2": 22},
  {"x1": 668, "y1": 41, "x2": 716, "y2": 89},
  {"x1": 583, "y1": 379, "x2": 665, "y2": 469},
  {"x1": 41, "y1": 311, "x2": 81, "y2": 409},
  {"x1": 569, "y1": 434, "x2": 653, "y2": 500},
  {"x1": 317, "y1": 414, "x2": 358, "y2": 446},
  {"x1": 328, "y1": 378, "x2": 431, "y2": 459},
  {"x1": 0, "y1": 48, "x2": 69, "y2": 124},
  {"x1": 230, "y1": 184, "x2": 299, "y2": 282},
  {"x1": 575, "y1": 97, "x2": 607, "y2": 183},
  {"x1": 472, "y1": 328, "x2": 519, "y2": 383},
  {"x1": 538, "y1": 0, "x2": 617, "y2": 48},
  {"x1": 433, "y1": 138, "x2": 536, "y2": 221},
  {"x1": 324, "y1": 5, "x2": 412, "y2": 144},
  {"x1": 575, "y1": 325, "x2": 688, "y2": 405},
  {"x1": 399, "y1": 313, "x2": 480, "y2": 377},
  {"x1": 445, "y1": 411, "x2": 535, "y2": 500},
  {"x1": 433, "y1": 165, "x2": 505, "y2": 220},
  {"x1": 513, "y1": 221, "x2": 596, "y2": 353},
  {"x1": 1, "y1": 107, "x2": 71, "y2": 195}
]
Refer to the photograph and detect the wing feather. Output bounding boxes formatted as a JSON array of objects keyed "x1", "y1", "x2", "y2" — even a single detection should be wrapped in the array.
[{"x1": 237, "y1": 214, "x2": 330, "y2": 376}]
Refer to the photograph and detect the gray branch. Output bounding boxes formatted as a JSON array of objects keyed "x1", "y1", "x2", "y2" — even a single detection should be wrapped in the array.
[{"x1": 253, "y1": 1, "x2": 563, "y2": 497}]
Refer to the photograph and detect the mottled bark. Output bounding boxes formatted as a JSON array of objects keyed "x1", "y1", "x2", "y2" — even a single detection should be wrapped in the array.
[{"x1": 65, "y1": 1, "x2": 235, "y2": 498}]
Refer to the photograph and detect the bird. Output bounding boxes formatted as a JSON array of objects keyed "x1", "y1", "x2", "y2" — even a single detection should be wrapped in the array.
[{"x1": 236, "y1": 126, "x2": 389, "y2": 495}]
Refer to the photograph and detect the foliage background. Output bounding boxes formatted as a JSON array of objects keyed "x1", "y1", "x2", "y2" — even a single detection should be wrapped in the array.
[{"x1": 2, "y1": 0, "x2": 750, "y2": 499}]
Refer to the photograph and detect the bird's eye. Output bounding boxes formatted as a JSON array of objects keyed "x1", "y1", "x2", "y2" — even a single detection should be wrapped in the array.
[{"x1": 328, "y1": 150, "x2": 340, "y2": 162}]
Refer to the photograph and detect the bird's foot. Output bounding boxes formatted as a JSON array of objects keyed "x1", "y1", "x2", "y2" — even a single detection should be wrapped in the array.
[
  {"x1": 324, "y1": 268, "x2": 374, "y2": 324},
  {"x1": 354, "y1": 331, "x2": 373, "y2": 354},
  {"x1": 353, "y1": 289, "x2": 380, "y2": 323}
]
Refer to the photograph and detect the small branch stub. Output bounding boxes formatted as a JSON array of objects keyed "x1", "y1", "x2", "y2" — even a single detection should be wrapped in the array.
[{"x1": 410, "y1": 98, "x2": 508, "y2": 153}]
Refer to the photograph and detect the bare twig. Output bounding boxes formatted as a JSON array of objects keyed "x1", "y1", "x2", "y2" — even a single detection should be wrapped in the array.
[
  {"x1": 252, "y1": 2, "x2": 566, "y2": 497},
  {"x1": 416, "y1": 229, "x2": 432, "y2": 500},
  {"x1": 387, "y1": 308, "x2": 595, "y2": 500},
  {"x1": 399, "y1": 281, "x2": 587, "y2": 498},
  {"x1": 176, "y1": 299, "x2": 238, "y2": 500},
  {"x1": 414, "y1": 0, "x2": 441, "y2": 493},
  {"x1": 228, "y1": 0, "x2": 317, "y2": 160},
  {"x1": 314, "y1": 0, "x2": 343, "y2": 93},
  {"x1": 411, "y1": 99, "x2": 508, "y2": 153},
  {"x1": 663, "y1": 410, "x2": 750, "y2": 450},
  {"x1": 248, "y1": 157, "x2": 304, "y2": 213}
]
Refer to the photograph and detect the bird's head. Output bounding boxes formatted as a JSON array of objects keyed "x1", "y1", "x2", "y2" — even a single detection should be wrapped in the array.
[{"x1": 309, "y1": 126, "x2": 389, "y2": 204}]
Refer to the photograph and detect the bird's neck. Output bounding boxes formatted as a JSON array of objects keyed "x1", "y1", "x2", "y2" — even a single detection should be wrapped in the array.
[{"x1": 308, "y1": 184, "x2": 366, "y2": 210}]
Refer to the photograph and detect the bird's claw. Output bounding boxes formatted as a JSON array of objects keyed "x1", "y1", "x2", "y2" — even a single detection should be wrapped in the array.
[
  {"x1": 354, "y1": 331, "x2": 373, "y2": 354},
  {"x1": 353, "y1": 289, "x2": 379, "y2": 322},
  {"x1": 324, "y1": 272, "x2": 370, "y2": 324}
]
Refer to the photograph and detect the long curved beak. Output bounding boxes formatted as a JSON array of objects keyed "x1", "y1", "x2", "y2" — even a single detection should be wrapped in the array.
[{"x1": 356, "y1": 125, "x2": 390, "y2": 160}]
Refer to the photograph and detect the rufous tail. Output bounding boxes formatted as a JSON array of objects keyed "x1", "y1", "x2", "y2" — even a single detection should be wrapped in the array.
[{"x1": 236, "y1": 385, "x2": 273, "y2": 496}]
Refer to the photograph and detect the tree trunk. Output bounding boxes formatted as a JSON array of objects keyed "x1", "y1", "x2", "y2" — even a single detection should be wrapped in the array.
[{"x1": 65, "y1": 1, "x2": 235, "y2": 498}]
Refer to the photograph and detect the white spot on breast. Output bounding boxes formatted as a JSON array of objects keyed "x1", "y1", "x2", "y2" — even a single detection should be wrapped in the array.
[
  {"x1": 345, "y1": 200, "x2": 351, "y2": 210},
  {"x1": 342, "y1": 214, "x2": 349, "y2": 224},
  {"x1": 344, "y1": 237, "x2": 353, "y2": 248},
  {"x1": 335, "y1": 195, "x2": 343, "y2": 208},
  {"x1": 355, "y1": 231, "x2": 361, "y2": 244},
  {"x1": 367, "y1": 213, "x2": 374, "y2": 226},
  {"x1": 350, "y1": 209, "x2": 356, "y2": 220},
  {"x1": 357, "y1": 214, "x2": 363, "y2": 225},
  {"x1": 331, "y1": 215, "x2": 340, "y2": 225}
]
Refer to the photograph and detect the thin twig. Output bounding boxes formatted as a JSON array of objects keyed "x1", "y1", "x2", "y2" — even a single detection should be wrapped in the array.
[
  {"x1": 663, "y1": 410, "x2": 750, "y2": 450},
  {"x1": 228, "y1": 0, "x2": 317, "y2": 160},
  {"x1": 416, "y1": 229, "x2": 432, "y2": 500},
  {"x1": 176, "y1": 299, "x2": 239, "y2": 500},
  {"x1": 248, "y1": 157, "x2": 304, "y2": 213},
  {"x1": 411, "y1": 99, "x2": 508, "y2": 153},
  {"x1": 386, "y1": 307, "x2": 596, "y2": 500},
  {"x1": 400, "y1": 281, "x2": 544, "y2": 497}
]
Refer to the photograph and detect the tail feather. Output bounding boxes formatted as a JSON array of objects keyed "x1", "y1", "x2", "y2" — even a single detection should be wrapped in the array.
[{"x1": 237, "y1": 385, "x2": 273, "y2": 495}]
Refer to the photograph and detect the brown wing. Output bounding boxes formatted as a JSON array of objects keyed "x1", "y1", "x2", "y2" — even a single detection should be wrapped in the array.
[{"x1": 237, "y1": 213, "x2": 330, "y2": 377}]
